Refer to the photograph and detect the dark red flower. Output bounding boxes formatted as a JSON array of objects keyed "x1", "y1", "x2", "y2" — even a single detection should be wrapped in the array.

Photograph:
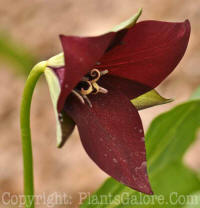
[{"x1": 49, "y1": 16, "x2": 190, "y2": 194}]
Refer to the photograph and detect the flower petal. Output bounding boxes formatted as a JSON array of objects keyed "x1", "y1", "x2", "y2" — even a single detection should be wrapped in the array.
[
  {"x1": 99, "y1": 75, "x2": 151, "y2": 100},
  {"x1": 99, "y1": 76, "x2": 172, "y2": 110},
  {"x1": 64, "y1": 85, "x2": 153, "y2": 194},
  {"x1": 95, "y1": 20, "x2": 191, "y2": 89},
  {"x1": 58, "y1": 32, "x2": 115, "y2": 112}
]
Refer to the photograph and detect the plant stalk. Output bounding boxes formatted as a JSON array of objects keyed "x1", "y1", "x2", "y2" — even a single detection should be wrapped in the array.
[{"x1": 20, "y1": 61, "x2": 46, "y2": 208}]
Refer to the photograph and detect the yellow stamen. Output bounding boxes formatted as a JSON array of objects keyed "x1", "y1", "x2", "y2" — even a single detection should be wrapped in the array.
[
  {"x1": 81, "y1": 81, "x2": 93, "y2": 95},
  {"x1": 90, "y1": 69, "x2": 101, "y2": 83},
  {"x1": 92, "y1": 82, "x2": 100, "y2": 94}
]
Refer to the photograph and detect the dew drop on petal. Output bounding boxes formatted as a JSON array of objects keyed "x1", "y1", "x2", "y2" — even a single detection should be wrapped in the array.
[
  {"x1": 139, "y1": 129, "x2": 143, "y2": 133},
  {"x1": 112, "y1": 137, "x2": 116, "y2": 141},
  {"x1": 113, "y1": 158, "x2": 118, "y2": 163},
  {"x1": 135, "y1": 152, "x2": 139, "y2": 156},
  {"x1": 132, "y1": 174, "x2": 137, "y2": 181},
  {"x1": 135, "y1": 161, "x2": 147, "y2": 174}
]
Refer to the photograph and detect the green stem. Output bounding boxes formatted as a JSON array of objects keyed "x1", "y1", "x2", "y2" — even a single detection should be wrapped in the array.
[{"x1": 20, "y1": 61, "x2": 46, "y2": 208}]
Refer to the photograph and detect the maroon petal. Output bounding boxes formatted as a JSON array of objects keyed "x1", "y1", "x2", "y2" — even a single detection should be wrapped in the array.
[
  {"x1": 99, "y1": 75, "x2": 151, "y2": 100},
  {"x1": 57, "y1": 33, "x2": 115, "y2": 112},
  {"x1": 64, "y1": 85, "x2": 153, "y2": 194},
  {"x1": 51, "y1": 66, "x2": 65, "y2": 86},
  {"x1": 95, "y1": 20, "x2": 190, "y2": 89}
]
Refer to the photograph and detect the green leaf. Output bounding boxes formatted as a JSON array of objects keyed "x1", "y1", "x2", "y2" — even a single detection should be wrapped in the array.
[
  {"x1": 81, "y1": 98, "x2": 200, "y2": 208},
  {"x1": 111, "y1": 8, "x2": 142, "y2": 32},
  {"x1": 0, "y1": 32, "x2": 35, "y2": 74},
  {"x1": 131, "y1": 89, "x2": 173, "y2": 110},
  {"x1": 44, "y1": 68, "x2": 75, "y2": 148}
]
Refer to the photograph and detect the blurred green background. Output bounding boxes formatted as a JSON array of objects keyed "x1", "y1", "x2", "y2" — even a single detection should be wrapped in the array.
[{"x1": 0, "y1": 0, "x2": 199, "y2": 207}]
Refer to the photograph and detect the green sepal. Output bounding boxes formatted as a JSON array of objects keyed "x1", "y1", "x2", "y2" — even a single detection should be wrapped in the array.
[
  {"x1": 44, "y1": 68, "x2": 75, "y2": 148},
  {"x1": 111, "y1": 8, "x2": 142, "y2": 32},
  {"x1": 131, "y1": 89, "x2": 173, "y2": 110},
  {"x1": 47, "y1": 52, "x2": 64, "y2": 68}
]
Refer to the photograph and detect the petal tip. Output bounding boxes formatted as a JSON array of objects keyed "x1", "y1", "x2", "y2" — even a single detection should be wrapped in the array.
[
  {"x1": 59, "y1": 34, "x2": 68, "y2": 44},
  {"x1": 145, "y1": 184, "x2": 154, "y2": 195},
  {"x1": 184, "y1": 19, "x2": 190, "y2": 26},
  {"x1": 180, "y1": 19, "x2": 191, "y2": 39},
  {"x1": 128, "y1": 177, "x2": 153, "y2": 195},
  {"x1": 59, "y1": 34, "x2": 66, "y2": 44},
  {"x1": 123, "y1": 177, "x2": 153, "y2": 195},
  {"x1": 184, "y1": 19, "x2": 191, "y2": 29},
  {"x1": 143, "y1": 185, "x2": 154, "y2": 195},
  {"x1": 59, "y1": 34, "x2": 64, "y2": 39},
  {"x1": 185, "y1": 19, "x2": 191, "y2": 36},
  {"x1": 148, "y1": 190, "x2": 154, "y2": 195}
]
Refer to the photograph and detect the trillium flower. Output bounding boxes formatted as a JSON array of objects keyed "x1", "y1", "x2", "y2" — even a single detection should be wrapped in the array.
[{"x1": 45, "y1": 10, "x2": 190, "y2": 194}]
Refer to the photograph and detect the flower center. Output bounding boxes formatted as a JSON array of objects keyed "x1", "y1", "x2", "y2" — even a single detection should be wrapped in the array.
[{"x1": 72, "y1": 69, "x2": 108, "y2": 107}]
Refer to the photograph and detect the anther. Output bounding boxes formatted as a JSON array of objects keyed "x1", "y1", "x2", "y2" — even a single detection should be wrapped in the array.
[
  {"x1": 90, "y1": 69, "x2": 101, "y2": 83},
  {"x1": 80, "y1": 81, "x2": 93, "y2": 95},
  {"x1": 72, "y1": 68, "x2": 109, "y2": 107},
  {"x1": 72, "y1": 90, "x2": 85, "y2": 104},
  {"x1": 92, "y1": 82, "x2": 99, "y2": 94},
  {"x1": 83, "y1": 95, "x2": 92, "y2": 108},
  {"x1": 99, "y1": 87, "x2": 108, "y2": 94},
  {"x1": 100, "y1": 70, "x2": 109, "y2": 76}
]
